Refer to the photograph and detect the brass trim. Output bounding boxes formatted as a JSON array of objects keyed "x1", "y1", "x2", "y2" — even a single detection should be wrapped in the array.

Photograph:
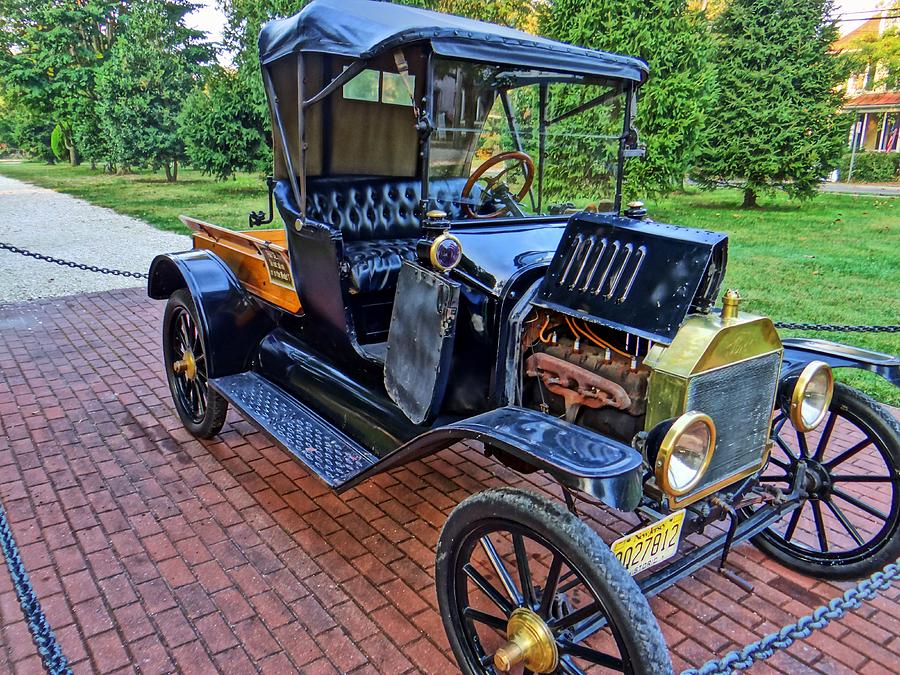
[
  {"x1": 790, "y1": 361, "x2": 834, "y2": 432},
  {"x1": 172, "y1": 350, "x2": 197, "y2": 381},
  {"x1": 429, "y1": 233, "x2": 463, "y2": 272},
  {"x1": 655, "y1": 412, "x2": 716, "y2": 497},
  {"x1": 494, "y1": 608, "x2": 558, "y2": 673},
  {"x1": 668, "y1": 453, "x2": 769, "y2": 508},
  {"x1": 426, "y1": 209, "x2": 448, "y2": 219},
  {"x1": 721, "y1": 289, "x2": 740, "y2": 320}
]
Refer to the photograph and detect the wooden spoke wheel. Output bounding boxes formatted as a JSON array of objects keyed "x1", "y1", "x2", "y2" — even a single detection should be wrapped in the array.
[
  {"x1": 163, "y1": 289, "x2": 228, "y2": 438},
  {"x1": 436, "y1": 488, "x2": 672, "y2": 675},
  {"x1": 749, "y1": 382, "x2": 900, "y2": 579}
]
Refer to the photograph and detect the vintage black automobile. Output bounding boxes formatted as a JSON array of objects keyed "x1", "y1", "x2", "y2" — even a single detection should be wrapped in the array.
[{"x1": 149, "y1": 1, "x2": 900, "y2": 672}]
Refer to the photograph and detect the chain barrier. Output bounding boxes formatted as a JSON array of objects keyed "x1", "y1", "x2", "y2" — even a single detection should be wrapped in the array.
[
  {"x1": 682, "y1": 557, "x2": 900, "y2": 675},
  {"x1": 2, "y1": 241, "x2": 898, "y2": 332},
  {"x1": 0, "y1": 501, "x2": 71, "y2": 674},
  {"x1": 0, "y1": 241, "x2": 148, "y2": 279},
  {"x1": 774, "y1": 322, "x2": 899, "y2": 333}
]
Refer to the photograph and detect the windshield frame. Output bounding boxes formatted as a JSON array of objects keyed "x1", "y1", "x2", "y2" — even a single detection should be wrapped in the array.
[{"x1": 420, "y1": 54, "x2": 637, "y2": 219}]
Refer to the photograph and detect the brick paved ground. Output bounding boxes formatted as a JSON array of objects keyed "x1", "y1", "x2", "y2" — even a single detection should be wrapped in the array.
[{"x1": 0, "y1": 287, "x2": 898, "y2": 674}]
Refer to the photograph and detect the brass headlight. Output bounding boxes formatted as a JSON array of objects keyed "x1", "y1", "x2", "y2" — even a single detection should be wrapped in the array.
[
  {"x1": 429, "y1": 233, "x2": 463, "y2": 272},
  {"x1": 653, "y1": 412, "x2": 716, "y2": 497},
  {"x1": 790, "y1": 361, "x2": 834, "y2": 432}
]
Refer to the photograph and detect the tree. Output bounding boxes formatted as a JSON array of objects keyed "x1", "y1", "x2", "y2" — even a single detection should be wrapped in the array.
[
  {"x1": 399, "y1": 0, "x2": 540, "y2": 31},
  {"x1": 846, "y1": 2, "x2": 900, "y2": 91},
  {"x1": 694, "y1": 0, "x2": 850, "y2": 207},
  {"x1": 179, "y1": 66, "x2": 271, "y2": 179},
  {"x1": 95, "y1": 0, "x2": 211, "y2": 180},
  {"x1": 0, "y1": 0, "x2": 129, "y2": 165},
  {"x1": 542, "y1": 0, "x2": 716, "y2": 196}
]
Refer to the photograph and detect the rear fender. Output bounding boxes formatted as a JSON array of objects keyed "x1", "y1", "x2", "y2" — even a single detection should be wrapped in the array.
[
  {"x1": 148, "y1": 251, "x2": 273, "y2": 378},
  {"x1": 344, "y1": 406, "x2": 644, "y2": 510},
  {"x1": 781, "y1": 337, "x2": 899, "y2": 387}
]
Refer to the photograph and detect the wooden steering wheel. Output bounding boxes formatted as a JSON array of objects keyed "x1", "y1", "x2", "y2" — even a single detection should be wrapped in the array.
[{"x1": 461, "y1": 151, "x2": 535, "y2": 219}]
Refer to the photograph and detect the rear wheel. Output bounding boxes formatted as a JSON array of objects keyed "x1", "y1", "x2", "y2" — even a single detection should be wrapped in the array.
[
  {"x1": 163, "y1": 289, "x2": 228, "y2": 438},
  {"x1": 751, "y1": 383, "x2": 900, "y2": 579},
  {"x1": 436, "y1": 488, "x2": 672, "y2": 674}
]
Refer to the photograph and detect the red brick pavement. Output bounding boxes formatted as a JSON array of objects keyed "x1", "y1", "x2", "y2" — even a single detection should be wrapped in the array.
[{"x1": 0, "y1": 287, "x2": 897, "y2": 674}]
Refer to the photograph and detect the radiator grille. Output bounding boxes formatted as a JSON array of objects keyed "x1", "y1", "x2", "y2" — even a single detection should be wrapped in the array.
[{"x1": 685, "y1": 351, "x2": 781, "y2": 495}]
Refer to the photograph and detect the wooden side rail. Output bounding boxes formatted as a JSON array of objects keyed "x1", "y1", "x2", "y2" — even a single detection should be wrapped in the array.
[{"x1": 180, "y1": 216, "x2": 301, "y2": 314}]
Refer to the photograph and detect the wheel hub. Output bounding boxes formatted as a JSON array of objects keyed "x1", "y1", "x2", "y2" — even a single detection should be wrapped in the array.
[
  {"x1": 172, "y1": 350, "x2": 197, "y2": 381},
  {"x1": 802, "y1": 460, "x2": 833, "y2": 499},
  {"x1": 494, "y1": 607, "x2": 558, "y2": 673}
]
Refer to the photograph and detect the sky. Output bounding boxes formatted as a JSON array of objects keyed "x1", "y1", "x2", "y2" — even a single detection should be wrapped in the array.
[{"x1": 182, "y1": 0, "x2": 892, "y2": 48}]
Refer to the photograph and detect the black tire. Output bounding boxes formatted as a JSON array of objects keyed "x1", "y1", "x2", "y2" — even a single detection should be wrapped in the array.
[
  {"x1": 436, "y1": 488, "x2": 672, "y2": 675},
  {"x1": 751, "y1": 382, "x2": 900, "y2": 580},
  {"x1": 163, "y1": 289, "x2": 228, "y2": 439}
]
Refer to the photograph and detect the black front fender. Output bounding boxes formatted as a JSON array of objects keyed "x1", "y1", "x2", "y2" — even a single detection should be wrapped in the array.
[
  {"x1": 345, "y1": 406, "x2": 644, "y2": 510},
  {"x1": 147, "y1": 250, "x2": 273, "y2": 378},
  {"x1": 782, "y1": 337, "x2": 899, "y2": 387}
]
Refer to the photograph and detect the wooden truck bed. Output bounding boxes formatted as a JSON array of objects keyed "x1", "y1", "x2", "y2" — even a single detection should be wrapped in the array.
[{"x1": 181, "y1": 216, "x2": 302, "y2": 314}]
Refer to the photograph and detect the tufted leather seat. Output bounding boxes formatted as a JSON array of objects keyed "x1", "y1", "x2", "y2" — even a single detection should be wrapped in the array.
[
  {"x1": 275, "y1": 176, "x2": 477, "y2": 293},
  {"x1": 342, "y1": 239, "x2": 419, "y2": 293}
]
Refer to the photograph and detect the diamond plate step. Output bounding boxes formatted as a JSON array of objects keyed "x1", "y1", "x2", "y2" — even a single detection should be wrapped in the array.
[{"x1": 210, "y1": 372, "x2": 378, "y2": 488}]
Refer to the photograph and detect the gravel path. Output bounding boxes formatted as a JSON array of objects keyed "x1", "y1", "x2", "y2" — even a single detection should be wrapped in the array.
[{"x1": 0, "y1": 174, "x2": 189, "y2": 303}]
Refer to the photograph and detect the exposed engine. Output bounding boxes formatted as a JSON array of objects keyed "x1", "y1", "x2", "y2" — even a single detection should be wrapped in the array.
[{"x1": 522, "y1": 310, "x2": 651, "y2": 444}]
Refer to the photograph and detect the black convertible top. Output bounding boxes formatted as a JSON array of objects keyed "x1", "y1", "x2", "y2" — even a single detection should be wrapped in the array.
[{"x1": 258, "y1": 0, "x2": 649, "y2": 82}]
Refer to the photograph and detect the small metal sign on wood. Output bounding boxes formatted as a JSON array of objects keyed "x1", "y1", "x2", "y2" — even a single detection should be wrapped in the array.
[{"x1": 255, "y1": 242, "x2": 294, "y2": 289}]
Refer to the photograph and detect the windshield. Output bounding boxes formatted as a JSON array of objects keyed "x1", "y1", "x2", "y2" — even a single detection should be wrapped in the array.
[{"x1": 429, "y1": 58, "x2": 627, "y2": 217}]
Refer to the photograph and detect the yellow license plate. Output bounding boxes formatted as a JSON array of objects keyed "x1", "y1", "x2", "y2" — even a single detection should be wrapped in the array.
[{"x1": 612, "y1": 510, "x2": 685, "y2": 576}]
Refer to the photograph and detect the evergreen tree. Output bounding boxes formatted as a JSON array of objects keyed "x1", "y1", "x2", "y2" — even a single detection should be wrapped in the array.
[
  {"x1": 0, "y1": 0, "x2": 128, "y2": 165},
  {"x1": 399, "y1": 0, "x2": 540, "y2": 31},
  {"x1": 95, "y1": 0, "x2": 211, "y2": 180},
  {"x1": 694, "y1": 0, "x2": 849, "y2": 207},
  {"x1": 179, "y1": 66, "x2": 271, "y2": 179},
  {"x1": 542, "y1": 0, "x2": 716, "y2": 196}
]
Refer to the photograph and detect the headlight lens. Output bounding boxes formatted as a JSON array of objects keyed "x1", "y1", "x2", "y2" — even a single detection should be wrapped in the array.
[
  {"x1": 430, "y1": 233, "x2": 463, "y2": 272},
  {"x1": 655, "y1": 412, "x2": 716, "y2": 496},
  {"x1": 790, "y1": 361, "x2": 834, "y2": 432}
]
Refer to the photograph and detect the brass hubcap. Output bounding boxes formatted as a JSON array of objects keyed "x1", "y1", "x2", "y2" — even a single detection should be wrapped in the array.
[
  {"x1": 172, "y1": 350, "x2": 197, "y2": 380},
  {"x1": 494, "y1": 607, "x2": 558, "y2": 673}
]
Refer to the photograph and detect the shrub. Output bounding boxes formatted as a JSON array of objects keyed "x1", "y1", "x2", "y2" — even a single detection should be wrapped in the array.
[{"x1": 837, "y1": 150, "x2": 900, "y2": 183}]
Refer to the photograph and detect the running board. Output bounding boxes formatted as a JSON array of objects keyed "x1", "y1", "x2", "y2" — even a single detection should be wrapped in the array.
[{"x1": 210, "y1": 372, "x2": 378, "y2": 488}]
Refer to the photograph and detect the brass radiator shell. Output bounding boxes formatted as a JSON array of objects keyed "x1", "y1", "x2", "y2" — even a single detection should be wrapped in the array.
[{"x1": 643, "y1": 313, "x2": 783, "y2": 507}]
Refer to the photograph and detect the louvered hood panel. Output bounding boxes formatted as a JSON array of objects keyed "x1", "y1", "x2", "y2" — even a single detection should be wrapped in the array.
[{"x1": 534, "y1": 213, "x2": 728, "y2": 344}]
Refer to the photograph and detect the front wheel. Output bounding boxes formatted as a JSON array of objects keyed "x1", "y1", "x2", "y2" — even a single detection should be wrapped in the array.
[
  {"x1": 436, "y1": 488, "x2": 672, "y2": 674},
  {"x1": 751, "y1": 382, "x2": 900, "y2": 579},
  {"x1": 163, "y1": 289, "x2": 228, "y2": 439}
]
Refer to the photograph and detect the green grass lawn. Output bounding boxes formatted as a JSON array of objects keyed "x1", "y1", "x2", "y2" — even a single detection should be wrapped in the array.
[{"x1": 2, "y1": 160, "x2": 897, "y2": 404}]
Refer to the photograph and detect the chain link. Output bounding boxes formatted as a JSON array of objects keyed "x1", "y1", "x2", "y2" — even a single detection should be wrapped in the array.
[
  {"x1": 0, "y1": 501, "x2": 71, "y2": 674},
  {"x1": 2, "y1": 242, "x2": 898, "y2": 332},
  {"x1": 682, "y1": 558, "x2": 900, "y2": 675},
  {"x1": 0, "y1": 241, "x2": 148, "y2": 279},
  {"x1": 774, "y1": 322, "x2": 899, "y2": 333}
]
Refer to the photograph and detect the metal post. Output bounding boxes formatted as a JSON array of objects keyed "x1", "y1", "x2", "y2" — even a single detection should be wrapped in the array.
[
  {"x1": 263, "y1": 67, "x2": 302, "y2": 209},
  {"x1": 418, "y1": 51, "x2": 434, "y2": 217},
  {"x1": 297, "y1": 56, "x2": 307, "y2": 225},
  {"x1": 537, "y1": 83, "x2": 547, "y2": 215},
  {"x1": 500, "y1": 89, "x2": 535, "y2": 211},
  {"x1": 614, "y1": 83, "x2": 634, "y2": 213},
  {"x1": 847, "y1": 116, "x2": 862, "y2": 183}
]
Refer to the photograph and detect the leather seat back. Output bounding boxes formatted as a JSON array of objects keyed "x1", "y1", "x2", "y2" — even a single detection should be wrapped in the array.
[{"x1": 305, "y1": 176, "x2": 474, "y2": 241}]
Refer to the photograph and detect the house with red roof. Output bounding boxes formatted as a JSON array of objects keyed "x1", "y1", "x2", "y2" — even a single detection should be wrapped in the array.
[{"x1": 834, "y1": 11, "x2": 899, "y2": 153}]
